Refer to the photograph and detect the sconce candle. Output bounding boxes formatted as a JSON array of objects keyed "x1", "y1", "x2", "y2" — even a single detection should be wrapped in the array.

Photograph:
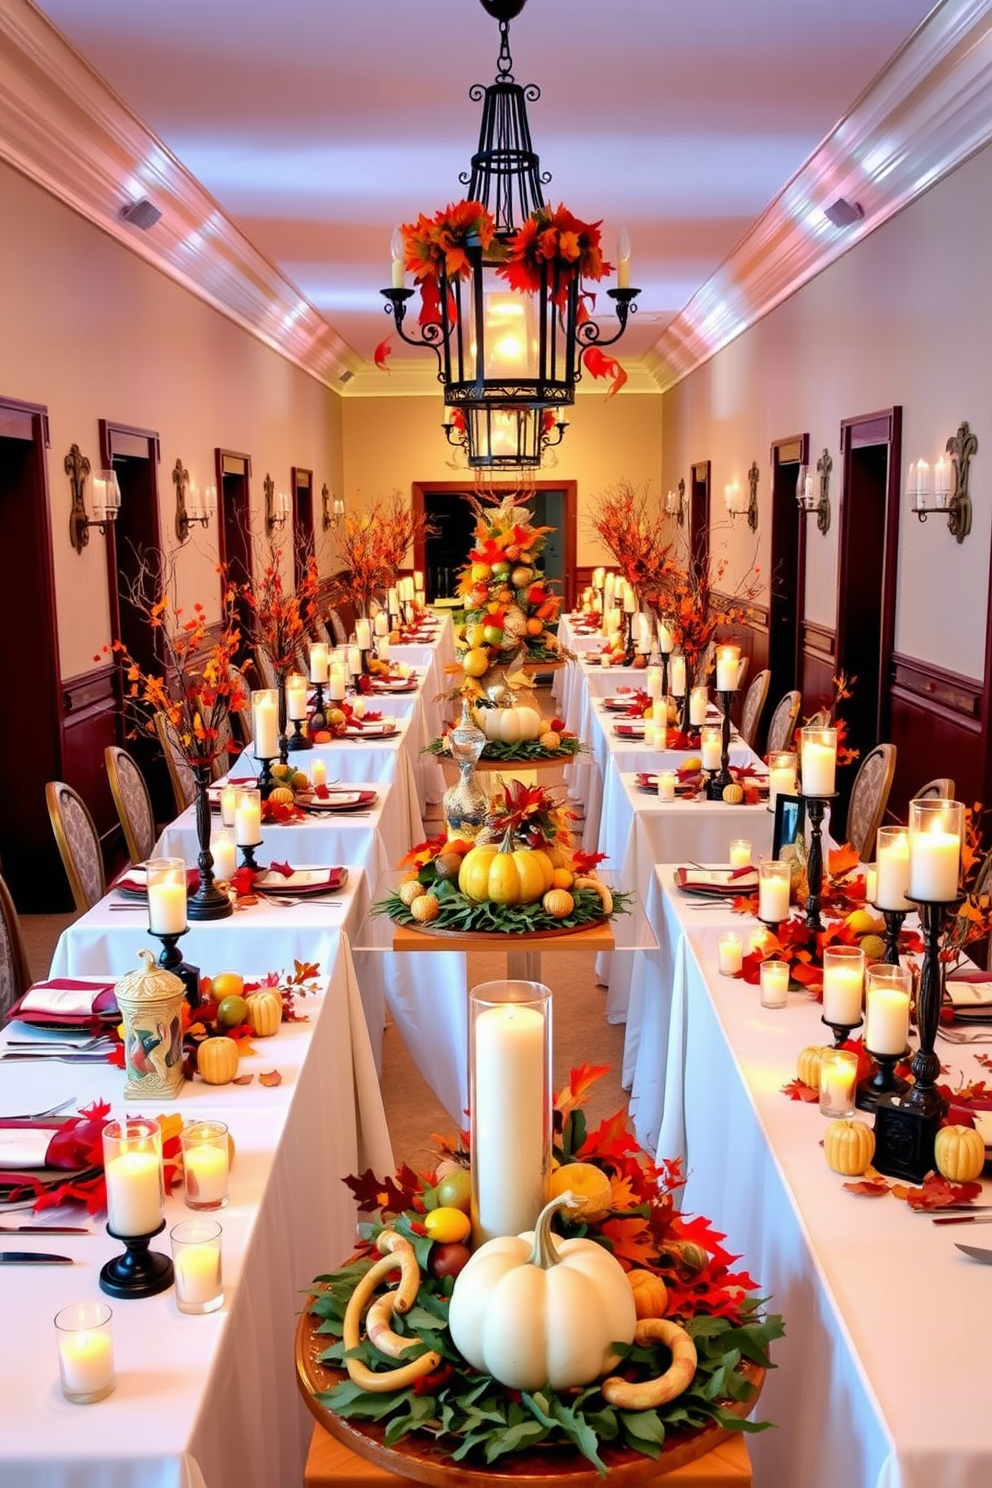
[{"x1": 908, "y1": 798, "x2": 963, "y2": 901}]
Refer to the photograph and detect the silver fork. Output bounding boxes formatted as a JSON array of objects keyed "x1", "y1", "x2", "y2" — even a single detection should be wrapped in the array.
[
  {"x1": 263, "y1": 894, "x2": 347, "y2": 908},
  {"x1": 0, "y1": 1097, "x2": 78, "y2": 1121}
]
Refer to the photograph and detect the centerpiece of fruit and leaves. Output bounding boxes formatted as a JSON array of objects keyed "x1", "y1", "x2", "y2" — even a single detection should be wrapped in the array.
[
  {"x1": 302, "y1": 1065, "x2": 783, "y2": 1472},
  {"x1": 373, "y1": 781, "x2": 629, "y2": 935},
  {"x1": 426, "y1": 694, "x2": 584, "y2": 763}
]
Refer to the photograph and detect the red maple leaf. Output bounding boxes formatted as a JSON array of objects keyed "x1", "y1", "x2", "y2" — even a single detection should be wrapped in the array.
[
  {"x1": 373, "y1": 335, "x2": 392, "y2": 372},
  {"x1": 343, "y1": 1164, "x2": 423, "y2": 1215},
  {"x1": 828, "y1": 843, "x2": 861, "y2": 877},
  {"x1": 582, "y1": 346, "x2": 628, "y2": 397},
  {"x1": 894, "y1": 1172, "x2": 984, "y2": 1210},
  {"x1": 781, "y1": 1077, "x2": 820, "y2": 1103},
  {"x1": 842, "y1": 1177, "x2": 891, "y2": 1197}
]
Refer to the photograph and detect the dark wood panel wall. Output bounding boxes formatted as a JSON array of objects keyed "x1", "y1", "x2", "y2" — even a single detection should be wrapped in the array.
[
  {"x1": 889, "y1": 655, "x2": 984, "y2": 818},
  {"x1": 61, "y1": 663, "x2": 120, "y2": 864}
]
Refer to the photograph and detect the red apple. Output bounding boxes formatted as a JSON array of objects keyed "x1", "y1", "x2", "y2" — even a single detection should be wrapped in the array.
[{"x1": 430, "y1": 1242, "x2": 472, "y2": 1279}]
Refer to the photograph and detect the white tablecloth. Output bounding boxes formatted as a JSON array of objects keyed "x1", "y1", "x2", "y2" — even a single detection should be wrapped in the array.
[
  {"x1": 0, "y1": 940, "x2": 392, "y2": 1488},
  {"x1": 630, "y1": 866, "x2": 992, "y2": 1488}
]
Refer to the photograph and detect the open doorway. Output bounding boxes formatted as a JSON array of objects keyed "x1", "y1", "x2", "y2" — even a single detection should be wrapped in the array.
[
  {"x1": 768, "y1": 434, "x2": 808, "y2": 695},
  {"x1": 834, "y1": 406, "x2": 902, "y2": 830},
  {"x1": 690, "y1": 461, "x2": 711, "y2": 576},
  {"x1": 217, "y1": 449, "x2": 253, "y2": 636},
  {"x1": 292, "y1": 466, "x2": 314, "y2": 585},
  {"x1": 0, "y1": 398, "x2": 64, "y2": 908}
]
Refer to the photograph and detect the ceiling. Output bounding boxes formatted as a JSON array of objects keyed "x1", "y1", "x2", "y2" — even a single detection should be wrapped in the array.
[{"x1": 16, "y1": 0, "x2": 957, "y2": 386}]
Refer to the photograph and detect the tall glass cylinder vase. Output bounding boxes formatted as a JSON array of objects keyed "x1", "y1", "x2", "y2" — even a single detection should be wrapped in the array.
[{"x1": 470, "y1": 980, "x2": 551, "y2": 1246}]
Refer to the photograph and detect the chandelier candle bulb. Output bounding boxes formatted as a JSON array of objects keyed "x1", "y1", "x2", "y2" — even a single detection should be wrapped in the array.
[
  {"x1": 822, "y1": 946, "x2": 865, "y2": 1026},
  {"x1": 758, "y1": 860, "x2": 791, "y2": 923},
  {"x1": 760, "y1": 959, "x2": 790, "y2": 1008},
  {"x1": 309, "y1": 644, "x2": 329, "y2": 684},
  {"x1": 701, "y1": 726, "x2": 722, "y2": 772},
  {"x1": 646, "y1": 666, "x2": 662, "y2": 700},
  {"x1": 800, "y1": 726, "x2": 837, "y2": 796},
  {"x1": 875, "y1": 827, "x2": 911, "y2": 909},
  {"x1": 729, "y1": 839, "x2": 752, "y2": 870},
  {"x1": 219, "y1": 784, "x2": 237, "y2": 827},
  {"x1": 355, "y1": 618, "x2": 372, "y2": 651},
  {"x1": 715, "y1": 646, "x2": 741, "y2": 691},
  {"x1": 210, "y1": 830, "x2": 236, "y2": 883},
  {"x1": 718, "y1": 932, "x2": 743, "y2": 975},
  {"x1": 617, "y1": 228, "x2": 631, "y2": 289},
  {"x1": 286, "y1": 674, "x2": 308, "y2": 722},
  {"x1": 818, "y1": 1049, "x2": 859, "y2": 1118},
  {"x1": 252, "y1": 690, "x2": 279, "y2": 760},
  {"x1": 657, "y1": 770, "x2": 676, "y2": 800},
  {"x1": 55, "y1": 1303, "x2": 115, "y2": 1404},
  {"x1": 768, "y1": 752, "x2": 798, "y2": 808},
  {"x1": 234, "y1": 789, "x2": 261, "y2": 848},
  {"x1": 690, "y1": 686, "x2": 709, "y2": 725},
  {"x1": 908, "y1": 799, "x2": 963, "y2": 901},
  {"x1": 669, "y1": 656, "x2": 686, "y2": 696}
]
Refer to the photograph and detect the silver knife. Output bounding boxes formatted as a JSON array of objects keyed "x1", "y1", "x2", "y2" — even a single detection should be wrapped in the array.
[
  {"x1": 933, "y1": 1213, "x2": 992, "y2": 1226},
  {"x1": 0, "y1": 1251, "x2": 73, "y2": 1264},
  {"x1": 956, "y1": 1243, "x2": 992, "y2": 1262},
  {"x1": 0, "y1": 1225, "x2": 91, "y2": 1235}
]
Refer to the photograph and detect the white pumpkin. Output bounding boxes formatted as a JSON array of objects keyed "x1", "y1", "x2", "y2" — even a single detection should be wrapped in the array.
[
  {"x1": 479, "y1": 705, "x2": 543, "y2": 745},
  {"x1": 448, "y1": 1194, "x2": 636, "y2": 1391}
]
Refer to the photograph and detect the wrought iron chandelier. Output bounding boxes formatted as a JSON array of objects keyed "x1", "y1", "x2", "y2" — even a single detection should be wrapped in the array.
[{"x1": 381, "y1": 0, "x2": 639, "y2": 468}]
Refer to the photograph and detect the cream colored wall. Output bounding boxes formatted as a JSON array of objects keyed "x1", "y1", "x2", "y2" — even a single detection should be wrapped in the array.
[
  {"x1": 0, "y1": 161, "x2": 344, "y2": 680},
  {"x1": 341, "y1": 390, "x2": 663, "y2": 567},
  {"x1": 661, "y1": 139, "x2": 992, "y2": 683}
]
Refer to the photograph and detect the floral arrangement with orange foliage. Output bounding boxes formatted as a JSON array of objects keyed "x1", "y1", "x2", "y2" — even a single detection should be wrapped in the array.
[
  {"x1": 498, "y1": 202, "x2": 611, "y2": 297},
  {"x1": 330, "y1": 493, "x2": 435, "y2": 619},
  {"x1": 240, "y1": 549, "x2": 319, "y2": 676},
  {"x1": 588, "y1": 480, "x2": 674, "y2": 600},
  {"x1": 654, "y1": 544, "x2": 760, "y2": 691},
  {"x1": 109, "y1": 558, "x2": 246, "y2": 769},
  {"x1": 303, "y1": 1064, "x2": 783, "y2": 1471}
]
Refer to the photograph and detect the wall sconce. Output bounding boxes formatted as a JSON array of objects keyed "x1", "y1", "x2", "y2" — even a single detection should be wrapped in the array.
[
  {"x1": 264, "y1": 473, "x2": 290, "y2": 535},
  {"x1": 173, "y1": 458, "x2": 216, "y2": 542},
  {"x1": 725, "y1": 464, "x2": 758, "y2": 531},
  {"x1": 797, "y1": 447, "x2": 832, "y2": 536},
  {"x1": 665, "y1": 479, "x2": 685, "y2": 526},
  {"x1": 67, "y1": 443, "x2": 121, "y2": 553},
  {"x1": 321, "y1": 483, "x2": 344, "y2": 530},
  {"x1": 907, "y1": 421, "x2": 976, "y2": 543}
]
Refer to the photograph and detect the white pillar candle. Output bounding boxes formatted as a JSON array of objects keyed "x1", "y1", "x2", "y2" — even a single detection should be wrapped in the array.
[
  {"x1": 234, "y1": 790, "x2": 261, "y2": 847},
  {"x1": 822, "y1": 948, "x2": 865, "y2": 1026},
  {"x1": 355, "y1": 618, "x2": 372, "y2": 650},
  {"x1": 657, "y1": 622, "x2": 674, "y2": 654},
  {"x1": 643, "y1": 721, "x2": 657, "y2": 748},
  {"x1": 414, "y1": 570, "x2": 424, "y2": 590},
  {"x1": 309, "y1": 644, "x2": 329, "y2": 684},
  {"x1": 175, "y1": 1243, "x2": 221, "y2": 1305},
  {"x1": 908, "y1": 825, "x2": 961, "y2": 901},
  {"x1": 729, "y1": 839, "x2": 752, "y2": 869},
  {"x1": 328, "y1": 672, "x2": 346, "y2": 701},
  {"x1": 657, "y1": 770, "x2": 676, "y2": 800},
  {"x1": 623, "y1": 584, "x2": 636, "y2": 614},
  {"x1": 347, "y1": 645, "x2": 361, "y2": 676},
  {"x1": 767, "y1": 752, "x2": 798, "y2": 809},
  {"x1": 387, "y1": 586, "x2": 399, "y2": 616},
  {"x1": 604, "y1": 573, "x2": 616, "y2": 604},
  {"x1": 759, "y1": 960, "x2": 790, "y2": 1008},
  {"x1": 593, "y1": 566, "x2": 605, "y2": 589},
  {"x1": 473, "y1": 1003, "x2": 547, "y2": 1243},
  {"x1": 669, "y1": 655, "x2": 686, "y2": 697},
  {"x1": 210, "y1": 830, "x2": 236, "y2": 883},
  {"x1": 715, "y1": 645, "x2": 741, "y2": 691},
  {"x1": 915, "y1": 457, "x2": 931, "y2": 503},
  {"x1": 106, "y1": 1149, "x2": 162, "y2": 1236},
  {"x1": 183, "y1": 1144, "x2": 229, "y2": 1208},
  {"x1": 374, "y1": 611, "x2": 389, "y2": 637},
  {"x1": 718, "y1": 933, "x2": 743, "y2": 975},
  {"x1": 646, "y1": 666, "x2": 662, "y2": 701},
  {"x1": 865, "y1": 865, "x2": 877, "y2": 903},
  {"x1": 353, "y1": 697, "x2": 365, "y2": 718},
  {"x1": 866, "y1": 987, "x2": 910, "y2": 1055},
  {"x1": 55, "y1": 1305, "x2": 115, "y2": 1403},
  {"x1": 637, "y1": 613, "x2": 652, "y2": 652},
  {"x1": 148, "y1": 879, "x2": 186, "y2": 935},
  {"x1": 906, "y1": 460, "x2": 918, "y2": 499},
  {"x1": 800, "y1": 728, "x2": 837, "y2": 796},
  {"x1": 758, "y1": 861, "x2": 791, "y2": 923},
  {"x1": 252, "y1": 693, "x2": 279, "y2": 759},
  {"x1": 310, "y1": 759, "x2": 327, "y2": 788},
  {"x1": 818, "y1": 1050, "x2": 859, "y2": 1117},
  {"x1": 701, "y1": 726, "x2": 722, "y2": 771},
  {"x1": 875, "y1": 828, "x2": 911, "y2": 909},
  {"x1": 690, "y1": 687, "x2": 708, "y2": 726},
  {"x1": 286, "y1": 674, "x2": 308, "y2": 721},
  {"x1": 220, "y1": 784, "x2": 237, "y2": 827},
  {"x1": 377, "y1": 637, "x2": 391, "y2": 662},
  {"x1": 415, "y1": 589, "x2": 426, "y2": 610}
]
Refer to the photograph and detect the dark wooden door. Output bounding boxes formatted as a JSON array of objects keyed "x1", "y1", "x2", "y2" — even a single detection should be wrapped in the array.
[
  {"x1": 292, "y1": 467, "x2": 314, "y2": 586},
  {"x1": 216, "y1": 449, "x2": 253, "y2": 640},
  {"x1": 0, "y1": 399, "x2": 64, "y2": 908},
  {"x1": 690, "y1": 461, "x2": 710, "y2": 576},
  {"x1": 768, "y1": 434, "x2": 808, "y2": 695}
]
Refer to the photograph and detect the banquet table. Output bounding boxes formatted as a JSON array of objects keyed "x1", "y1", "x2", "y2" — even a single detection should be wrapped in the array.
[
  {"x1": 0, "y1": 939, "x2": 392, "y2": 1488},
  {"x1": 623, "y1": 864, "x2": 992, "y2": 1488}
]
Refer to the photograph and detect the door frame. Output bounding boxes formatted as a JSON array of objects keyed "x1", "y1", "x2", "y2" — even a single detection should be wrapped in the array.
[
  {"x1": 689, "y1": 461, "x2": 711, "y2": 576},
  {"x1": 768, "y1": 432, "x2": 809, "y2": 693},
  {"x1": 292, "y1": 465, "x2": 314, "y2": 585},
  {"x1": 410, "y1": 480, "x2": 578, "y2": 610},
  {"x1": 98, "y1": 420, "x2": 162, "y2": 669},
  {"x1": 835, "y1": 406, "x2": 902, "y2": 744}
]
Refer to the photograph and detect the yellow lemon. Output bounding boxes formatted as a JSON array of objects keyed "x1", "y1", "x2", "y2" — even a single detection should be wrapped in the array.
[
  {"x1": 462, "y1": 647, "x2": 490, "y2": 678},
  {"x1": 846, "y1": 909, "x2": 885, "y2": 935},
  {"x1": 470, "y1": 561, "x2": 491, "y2": 583},
  {"x1": 424, "y1": 1206, "x2": 472, "y2": 1244},
  {"x1": 683, "y1": 756, "x2": 702, "y2": 773}
]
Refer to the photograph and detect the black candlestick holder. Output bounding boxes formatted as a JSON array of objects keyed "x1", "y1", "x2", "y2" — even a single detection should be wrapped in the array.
[
  {"x1": 276, "y1": 675, "x2": 289, "y2": 766},
  {"x1": 874, "y1": 895, "x2": 958, "y2": 1181},
  {"x1": 802, "y1": 792, "x2": 836, "y2": 933},
  {"x1": 256, "y1": 754, "x2": 276, "y2": 800},
  {"x1": 287, "y1": 716, "x2": 312, "y2": 751},
  {"x1": 705, "y1": 690, "x2": 735, "y2": 799},
  {"x1": 659, "y1": 650, "x2": 670, "y2": 697},
  {"x1": 820, "y1": 1012, "x2": 863, "y2": 1049},
  {"x1": 100, "y1": 1218, "x2": 174, "y2": 1299},
  {"x1": 187, "y1": 763, "x2": 233, "y2": 922},
  {"x1": 150, "y1": 929, "x2": 201, "y2": 1010},
  {"x1": 855, "y1": 1044, "x2": 911, "y2": 1113},
  {"x1": 878, "y1": 907, "x2": 908, "y2": 966},
  {"x1": 238, "y1": 840, "x2": 262, "y2": 872},
  {"x1": 621, "y1": 612, "x2": 636, "y2": 665},
  {"x1": 309, "y1": 678, "x2": 327, "y2": 733}
]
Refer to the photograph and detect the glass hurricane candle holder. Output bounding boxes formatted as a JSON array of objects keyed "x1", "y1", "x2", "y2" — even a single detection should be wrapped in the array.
[
  {"x1": 657, "y1": 770, "x2": 677, "y2": 801},
  {"x1": 718, "y1": 932, "x2": 743, "y2": 975},
  {"x1": 470, "y1": 980, "x2": 551, "y2": 1248},
  {"x1": 180, "y1": 1121, "x2": 230, "y2": 1210},
  {"x1": 857, "y1": 963, "x2": 912, "y2": 1112},
  {"x1": 821, "y1": 945, "x2": 865, "y2": 1043},
  {"x1": 767, "y1": 752, "x2": 797, "y2": 811},
  {"x1": 100, "y1": 1117, "x2": 173, "y2": 1299},
  {"x1": 758, "y1": 860, "x2": 791, "y2": 927},
  {"x1": 170, "y1": 1218, "x2": 224, "y2": 1315},
  {"x1": 799, "y1": 726, "x2": 838, "y2": 797},
  {"x1": 234, "y1": 788, "x2": 263, "y2": 871},
  {"x1": 818, "y1": 1049, "x2": 859, "y2": 1118},
  {"x1": 55, "y1": 1302, "x2": 115, "y2": 1404},
  {"x1": 908, "y1": 798, "x2": 963, "y2": 903},
  {"x1": 759, "y1": 959, "x2": 790, "y2": 1009}
]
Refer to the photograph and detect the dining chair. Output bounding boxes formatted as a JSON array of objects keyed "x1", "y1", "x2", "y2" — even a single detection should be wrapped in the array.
[
  {"x1": 227, "y1": 664, "x2": 252, "y2": 748},
  {"x1": 844, "y1": 743, "x2": 897, "y2": 859},
  {"x1": 765, "y1": 689, "x2": 802, "y2": 755},
  {"x1": 327, "y1": 608, "x2": 349, "y2": 645},
  {"x1": 804, "y1": 708, "x2": 831, "y2": 728},
  {"x1": 105, "y1": 745, "x2": 157, "y2": 865},
  {"x1": 0, "y1": 871, "x2": 32, "y2": 1018},
  {"x1": 153, "y1": 714, "x2": 197, "y2": 816},
  {"x1": 738, "y1": 668, "x2": 770, "y2": 749},
  {"x1": 912, "y1": 776, "x2": 956, "y2": 801},
  {"x1": 254, "y1": 645, "x2": 278, "y2": 690},
  {"x1": 45, "y1": 780, "x2": 106, "y2": 914}
]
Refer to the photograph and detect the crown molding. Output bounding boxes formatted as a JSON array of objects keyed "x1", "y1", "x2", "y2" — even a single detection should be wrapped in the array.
[
  {"x1": 645, "y1": 0, "x2": 992, "y2": 391},
  {"x1": 0, "y1": 0, "x2": 361, "y2": 389},
  {"x1": 342, "y1": 357, "x2": 663, "y2": 400}
]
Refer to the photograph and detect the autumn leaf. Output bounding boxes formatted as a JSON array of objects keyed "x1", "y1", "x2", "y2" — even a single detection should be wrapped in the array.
[
  {"x1": 343, "y1": 1165, "x2": 422, "y2": 1216},
  {"x1": 599, "y1": 1214, "x2": 657, "y2": 1268},
  {"x1": 232, "y1": 1073, "x2": 254, "y2": 1086},
  {"x1": 259, "y1": 1070, "x2": 282, "y2": 1087},
  {"x1": 842, "y1": 1177, "x2": 891, "y2": 1197},
  {"x1": 781, "y1": 1077, "x2": 820, "y2": 1103},
  {"x1": 829, "y1": 843, "x2": 861, "y2": 877},
  {"x1": 373, "y1": 335, "x2": 392, "y2": 372},
  {"x1": 892, "y1": 1172, "x2": 983, "y2": 1209}
]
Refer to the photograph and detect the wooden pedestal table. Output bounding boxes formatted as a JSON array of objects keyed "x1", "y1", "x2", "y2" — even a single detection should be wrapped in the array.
[
  {"x1": 391, "y1": 918, "x2": 615, "y2": 984},
  {"x1": 297, "y1": 1304, "x2": 758, "y2": 1488}
]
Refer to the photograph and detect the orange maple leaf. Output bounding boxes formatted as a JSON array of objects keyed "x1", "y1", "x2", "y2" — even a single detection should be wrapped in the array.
[
  {"x1": 373, "y1": 336, "x2": 392, "y2": 373},
  {"x1": 829, "y1": 843, "x2": 861, "y2": 877},
  {"x1": 608, "y1": 1172, "x2": 639, "y2": 1210},
  {"x1": 600, "y1": 1215, "x2": 656, "y2": 1269},
  {"x1": 554, "y1": 1063, "x2": 611, "y2": 1120}
]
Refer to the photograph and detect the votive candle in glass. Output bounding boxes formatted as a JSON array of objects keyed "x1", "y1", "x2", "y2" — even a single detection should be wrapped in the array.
[
  {"x1": 767, "y1": 752, "x2": 797, "y2": 809},
  {"x1": 908, "y1": 798, "x2": 963, "y2": 902},
  {"x1": 646, "y1": 666, "x2": 663, "y2": 701},
  {"x1": 864, "y1": 864, "x2": 877, "y2": 904},
  {"x1": 234, "y1": 788, "x2": 261, "y2": 848},
  {"x1": 729, "y1": 839, "x2": 752, "y2": 870},
  {"x1": 310, "y1": 758, "x2": 327, "y2": 789},
  {"x1": 864, "y1": 963, "x2": 912, "y2": 1055},
  {"x1": 103, "y1": 1118, "x2": 163, "y2": 1237},
  {"x1": 800, "y1": 726, "x2": 837, "y2": 796},
  {"x1": 718, "y1": 932, "x2": 743, "y2": 975},
  {"x1": 220, "y1": 783, "x2": 237, "y2": 827},
  {"x1": 170, "y1": 1218, "x2": 224, "y2": 1315},
  {"x1": 715, "y1": 645, "x2": 741, "y2": 692},
  {"x1": 252, "y1": 688, "x2": 279, "y2": 759},
  {"x1": 657, "y1": 771, "x2": 677, "y2": 801},
  {"x1": 818, "y1": 1049, "x2": 859, "y2": 1117},
  {"x1": 328, "y1": 666, "x2": 346, "y2": 702},
  {"x1": 822, "y1": 945, "x2": 865, "y2": 1027},
  {"x1": 147, "y1": 857, "x2": 187, "y2": 935},
  {"x1": 701, "y1": 726, "x2": 722, "y2": 772},
  {"x1": 210, "y1": 829, "x2": 236, "y2": 883},
  {"x1": 689, "y1": 686, "x2": 709, "y2": 726},
  {"x1": 285, "y1": 673, "x2": 308, "y2": 721},
  {"x1": 758, "y1": 860, "x2": 791, "y2": 924},
  {"x1": 55, "y1": 1302, "x2": 115, "y2": 1404},
  {"x1": 759, "y1": 960, "x2": 790, "y2": 1008},
  {"x1": 669, "y1": 655, "x2": 686, "y2": 697},
  {"x1": 875, "y1": 826, "x2": 911, "y2": 909},
  {"x1": 308, "y1": 643, "x2": 329, "y2": 684},
  {"x1": 180, "y1": 1121, "x2": 230, "y2": 1210}
]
